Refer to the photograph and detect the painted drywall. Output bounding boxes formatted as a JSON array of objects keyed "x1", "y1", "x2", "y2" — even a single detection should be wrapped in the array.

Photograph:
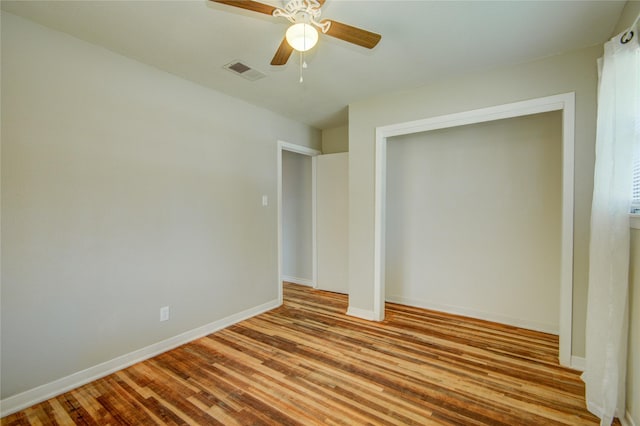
[
  {"x1": 281, "y1": 150, "x2": 313, "y2": 284},
  {"x1": 349, "y1": 45, "x2": 601, "y2": 357},
  {"x1": 385, "y1": 112, "x2": 561, "y2": 333},
  {"x1": 316, "y1": 153, "x2": 349, "y2": 294},
  {"x1": 628, "y1": 228, "x2": 640, "y2": 426},
  {"x1": 0, "y1": 12, "x2": 320, "y2": 400},
  {"x1": 321, "y1": 125, "x2": 349, "y2": 154},
  {"x1": 611, "y1": 1, "x2": 640, "y2": 36}
]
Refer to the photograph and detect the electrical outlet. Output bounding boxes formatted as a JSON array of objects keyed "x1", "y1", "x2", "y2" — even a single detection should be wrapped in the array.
[
  {"x1": 160, "y1": 306, "x2": 169, "y2": 322},
  {"x1": 262, "y1": 195, "x2": 268, "y2": 207}
]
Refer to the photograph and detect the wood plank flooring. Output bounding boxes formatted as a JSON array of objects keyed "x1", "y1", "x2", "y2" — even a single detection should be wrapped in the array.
[{"x1": 3, "y1": 283, "x2": 610, "y2": 425}]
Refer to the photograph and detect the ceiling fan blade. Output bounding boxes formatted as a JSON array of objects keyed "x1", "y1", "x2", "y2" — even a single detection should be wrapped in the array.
[
  {"x1": 321, "y1": 20, "x2": 381, "y2": 49},
  {"x1": 211, "y1": 0, "x2": 277, "y2": 15},
  {"x1": 271, "y1": 38, "x2": 294, "y2": 66}
]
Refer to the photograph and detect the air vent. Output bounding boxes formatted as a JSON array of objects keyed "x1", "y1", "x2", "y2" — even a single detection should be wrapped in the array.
[{"x1": 223, "y1": 60, "x2": 266, "y2": 81}]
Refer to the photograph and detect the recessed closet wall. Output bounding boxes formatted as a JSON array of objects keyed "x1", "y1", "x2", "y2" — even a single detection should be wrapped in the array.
[{"x1": 385, "y1": 111, "x2": 562, "y2": 332}]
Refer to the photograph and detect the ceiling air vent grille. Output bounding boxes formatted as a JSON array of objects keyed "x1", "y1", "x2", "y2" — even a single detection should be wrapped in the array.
[{"x1": 223, "y1": 60, "x2": 266, "y2": 81}]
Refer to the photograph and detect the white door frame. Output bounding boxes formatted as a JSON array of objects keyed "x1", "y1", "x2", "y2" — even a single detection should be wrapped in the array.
[
  {"x1": 277, "y1": 140, "x2": 322, "y2": 305},
  {"x1": 373, "y1": 93, "x2": 575, "y2": 367}
]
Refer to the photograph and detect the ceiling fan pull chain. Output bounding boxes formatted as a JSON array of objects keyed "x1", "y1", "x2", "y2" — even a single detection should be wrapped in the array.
[
  {"x1": 298, "y1": 16, "x2": 311, "y2": 83},
  {"x1": 299, "y1": 51, "x2": 304, "y2": 83}
]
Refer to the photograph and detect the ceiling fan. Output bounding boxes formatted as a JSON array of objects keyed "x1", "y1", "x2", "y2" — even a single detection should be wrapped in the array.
[{"x1": 211, "y1": 0, "x2": 382, "y2": 66}]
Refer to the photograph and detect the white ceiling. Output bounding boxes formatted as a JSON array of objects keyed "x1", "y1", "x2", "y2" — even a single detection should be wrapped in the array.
[{"x1": 1, "y1": 0, "x2": 627, "y2": 129}]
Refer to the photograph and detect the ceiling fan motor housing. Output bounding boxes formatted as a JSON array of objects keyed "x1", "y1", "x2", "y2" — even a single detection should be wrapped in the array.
[{"x1": 273, "y1": 0, "x2": 330, "y2": 33}]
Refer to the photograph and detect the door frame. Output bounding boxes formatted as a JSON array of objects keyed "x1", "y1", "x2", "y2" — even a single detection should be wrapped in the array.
[
  {"x1": 373, "y1": 93, "x2": 575, "y2": 367},
  {"x1": 277, "y1": 140, "x2": 322, "y2": 305}
]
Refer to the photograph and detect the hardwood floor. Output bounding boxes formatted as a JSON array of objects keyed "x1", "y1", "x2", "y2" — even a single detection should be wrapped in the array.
[{"x1": 3, "y1": 283, "x2": 609, "y2": 425}]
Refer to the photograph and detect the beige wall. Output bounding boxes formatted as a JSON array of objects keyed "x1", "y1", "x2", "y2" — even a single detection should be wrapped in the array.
[
  {"x1": 322, "y1": 125, "x2": 349, "y2": 154},
  {"x1": 612, "y1": 0, "x2": 640, "y2": 35},
  {"x1": 0, "y1": 13, "x2": 320, "y2": 399},
  {"x1": 385, "y1": 112, "x2": 562, "y2": 333},
  {"x1": 349, "y1": 45, "x2": 600, "y2": 358}
]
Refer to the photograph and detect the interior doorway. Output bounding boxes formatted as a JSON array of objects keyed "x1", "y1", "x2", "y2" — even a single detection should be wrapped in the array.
[{"x1": 277, "y1": 141, "x2": 321, "y2": 304}]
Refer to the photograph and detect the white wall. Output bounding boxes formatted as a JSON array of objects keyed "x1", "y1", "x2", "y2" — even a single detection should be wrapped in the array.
[
  {"x1": 282, "y1": 150, "x2": 313, "y2": 285},
  {"x1": 349, "y1": 45, "x2": 600, "y2": 357},
  {"x1": 385, "y1": 112, "x2": 561, "y2": 333},
  {"x1": 0, "y1": 12, "x2": 320, "y2": 401}
]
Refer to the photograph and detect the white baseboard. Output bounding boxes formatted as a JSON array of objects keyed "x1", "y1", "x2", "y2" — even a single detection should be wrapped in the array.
[
  {"x1": 0, "y1": 299, "x2": 280, "y2": 418},
  {"x1": 385, "y1": 295, "x2": 559, "y2": 335},
  {"x1": 586, "y1": 401, "x2": 636, "y2": 426},
  {"x1": 346, "y1": 306, "x2": 377, "y2": 321},
  {"x1": 281, "y1": 275, "x2": 314, "y2": 287},
  {"x1": 623, "y1": 410, "x2": 638, "y2": 426},
  {"x1": 570, "y1": 356, "x2": 585, "y2": 371}
]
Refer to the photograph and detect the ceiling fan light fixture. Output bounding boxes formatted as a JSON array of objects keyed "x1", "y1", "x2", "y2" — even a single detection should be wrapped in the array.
[{"x1": 285, "y1": 23, "x2": 318, "y2": 52}]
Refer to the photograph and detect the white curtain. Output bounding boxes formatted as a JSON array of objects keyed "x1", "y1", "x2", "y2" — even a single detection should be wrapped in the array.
[{"x1": 583, "y1": 18, "x2": 640, "y2": 426}]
